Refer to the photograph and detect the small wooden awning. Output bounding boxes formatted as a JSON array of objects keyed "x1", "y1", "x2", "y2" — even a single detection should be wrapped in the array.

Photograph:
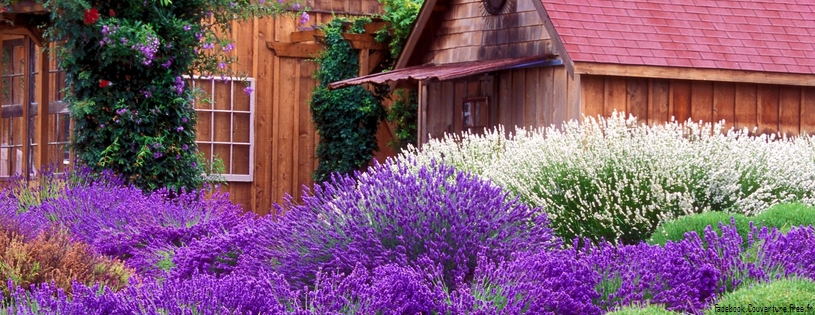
[{"x1": 328, "y1": 54, "x2": 561, "y2": 89}]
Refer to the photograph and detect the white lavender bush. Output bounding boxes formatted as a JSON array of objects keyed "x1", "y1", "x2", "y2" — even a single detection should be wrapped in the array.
[{"x1": 399, "y1": 112, "x2": 815, "y2": 244}]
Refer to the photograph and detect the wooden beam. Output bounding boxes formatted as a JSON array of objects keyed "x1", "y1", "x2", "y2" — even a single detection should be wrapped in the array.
[
  {"x1": 0, "y1": 25, "x2": 43, "y2": 46},
  {"x1": 418, "y1": 80, "x2": 428, "y2": 147},
  {"x1": 286, "y1": 31, "x2": 387, "y2": 50},
  {"x1": 21, "y1": 36, "x2": 30, "y2": 180},
  {"x1": 574, "y1": 62, "x2": 815, "y2": 87},
  {"x1": 10, "y1": 1, "x2": 46, "y2": 14},
  {"x1": 290, "y1": 29, "x2": 321, "y2": 43},
  {"x1": 531, "y1": 0, "x2": 574, "y2": 77},
  {"x1": 348, "y1": 40, "x2": 387, "y2": 51},
  {"x1": 358, "y1": 49, "x2": 370, "y2": 77},
  {"x1": 395, "y1": 0, "x2": 439, "y2": 69},
  {"x1": 368, "y1": 50, "x2": 387, "y2": 75},
  {"x1": 363, "y1": 21, "x2": 390, "y2": 34},
  {"x1": 35, "y1": 46, "x2": 49, "y2": 172},
  {"x1": 265, "y1": 42, "x2": 322, "y2": 58}
]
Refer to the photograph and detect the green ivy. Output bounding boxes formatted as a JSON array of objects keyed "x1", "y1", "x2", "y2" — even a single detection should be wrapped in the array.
[
  {"x1": 387, "y1": 89, "x2": 418, "y2": 149},
  {"x1": 376, "y1": 0, "x2": 422, "y2": 151},
  {"x1": 27, "y1": 0, "x2": 305, "y2": 192},
  {"x1": 376, "y1": 0, "x2": 424, "y2": 62},
  {"x1": 311, "y1": 18, "x2": 386, "y2": 183}
]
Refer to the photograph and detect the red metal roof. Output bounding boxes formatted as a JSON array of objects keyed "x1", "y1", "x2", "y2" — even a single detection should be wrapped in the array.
[
  {"x1": 328, "y1": 55, "x2": 559, "y2": 89},
  {"x1": 542, "y1": 0, "x2": 815, "y2": 74}
]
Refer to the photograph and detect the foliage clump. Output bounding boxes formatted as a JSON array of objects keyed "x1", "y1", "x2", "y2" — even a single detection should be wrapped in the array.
[
  {"x1": 705, "y1": 278, "x2": 815, "y2": 315},
  {"x1": 0, "y1": 222, "x2": 131, "y2": 295},
  {"x1": 38, "y1": 0, "x2": 303, "y2": 192},
  {"x1": 649, "y1": 203, "x2": 815, "y2": 246},
  {"x1": 310, "y1": 18, "x2": 386, "y2": 183}
]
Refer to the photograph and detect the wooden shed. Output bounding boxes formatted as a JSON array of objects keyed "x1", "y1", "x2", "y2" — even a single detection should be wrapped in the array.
[
  {"x1": 331, "y1": 0, "x2": 815, "y2": 143},
  {"x1": 0, "y1": 1, "x2": 392, "y2": 215}
]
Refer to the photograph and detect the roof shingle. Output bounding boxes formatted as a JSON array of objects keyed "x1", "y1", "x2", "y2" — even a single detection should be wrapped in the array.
[{"x1": 542, "y1": 0, "x2": 815, "y2": 74}]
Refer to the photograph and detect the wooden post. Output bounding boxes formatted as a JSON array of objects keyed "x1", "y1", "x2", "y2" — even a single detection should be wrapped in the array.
[
  {"x1": 36, "y1": 45, "x2": 49, "y2": 172},
  {"x1": 21, "y1": 36, "x2": 30, "y2": 180},
  {"x1": 418, "y1": 80, "x2": 428, "y2": 147},
  {"x1": 358, "y1": 48, "x2": 370, "y2": 77}
]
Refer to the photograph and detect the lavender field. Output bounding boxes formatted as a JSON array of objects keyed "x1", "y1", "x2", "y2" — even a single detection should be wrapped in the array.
[{"x1": 2, "y1": 116, "x2": 815, "y2": 314}]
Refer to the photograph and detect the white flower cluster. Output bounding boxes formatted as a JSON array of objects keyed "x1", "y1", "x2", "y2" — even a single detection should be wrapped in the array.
[{"x1": 397, "y1": 112, "x2": 815, "y2": 243}]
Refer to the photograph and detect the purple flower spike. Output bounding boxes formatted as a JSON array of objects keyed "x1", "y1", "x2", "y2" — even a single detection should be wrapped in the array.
[{"x1": 243, "y1": 87, "x2": 254, "y2": 95}]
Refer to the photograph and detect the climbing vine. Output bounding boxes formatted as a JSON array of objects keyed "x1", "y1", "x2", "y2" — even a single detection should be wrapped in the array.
[
  {"x1": 387, "y1": 89, "x2": 418, "y2": 149},
  {"x1": 311, "y1": 18, "x2": 386, "y2": 183},
  {"x1": 4, "y1": 0, "x2": 306, "y2": 192},
  {"x1": 310, "y1": 0, "x2": 422, "y2": 180},
  {"x1": 376, "y1": 0, "x2": 423, "y2": 149}
]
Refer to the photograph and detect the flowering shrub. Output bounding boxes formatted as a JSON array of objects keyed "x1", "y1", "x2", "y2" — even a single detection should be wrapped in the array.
[
  {"x1": 449, "y1": 250, "x2": 602, "y2": 315},
  {"x1": 401, "y1": 113, "x2": 815, "y2": 243},
  {"x1": 3, "y1": 272, "x2": 295, "y2": 314},
  {"x1": 1, "y1": 170, "x2": 252, "y2": 278},
  {"x1": 3, "y1": 158, "x2": 815, "y2": 313},
  {"x1": 31, "y1": 0, "x2": 307, "y2": 192},
  {"x1": 242, "y1": 159, "x2": 560, "y2": 290}
]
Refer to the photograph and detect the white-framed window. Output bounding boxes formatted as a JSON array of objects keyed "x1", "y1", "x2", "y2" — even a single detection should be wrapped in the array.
[{"x1": 186, "y1": 75, "x2": 254, "y2": 182}]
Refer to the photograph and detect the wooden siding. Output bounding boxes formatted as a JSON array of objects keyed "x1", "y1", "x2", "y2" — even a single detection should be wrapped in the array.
[
  {"x1": 0, "y1": 2, "x2": 385, "y2": 215},
  {"x1": 581, "y1": 75, "x2": 815, "y2": 135},
  {"x1": 423, "y1": 0, "x2": 553, "y2": 64},
  {"x1": 304, "y1": 0, "x2": 381, "y2": 14},
  {"x1": 422, "y1": 65, "x2": 578, "y2": 141},
  {"x1": 227, "y1": 8, "x2": 390, "y2": 215}
]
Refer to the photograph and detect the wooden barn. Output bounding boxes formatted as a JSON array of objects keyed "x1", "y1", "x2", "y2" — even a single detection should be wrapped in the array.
[
  {"x1": 331, "y1": 0, "x2": 815, "y2": 143},
  {"x1": 0, "y1": 0, "x2": 392, "y2": 215}
]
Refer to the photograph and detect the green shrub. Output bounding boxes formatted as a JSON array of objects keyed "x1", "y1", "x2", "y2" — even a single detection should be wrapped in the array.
[
  {"x1": 648, "y1": 212, "x2": 751, "y2": 246},
  {"x1": 705, "y1": 278, "x2": 815, "y2": 314},
  {"x1": 606, "y1": 304, "x2": 682, "y2": 315},
  {"x1": 43, "y1": 0, "x2": 301, "y2": 192},
  {"x1": 754, "y1": 203, "x2": 815, "y2": 233}
]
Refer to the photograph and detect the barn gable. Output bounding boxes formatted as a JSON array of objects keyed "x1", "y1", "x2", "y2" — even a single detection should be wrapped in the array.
[{"x1": 400, "y1": 0, "x2": 556, "y2": 67}]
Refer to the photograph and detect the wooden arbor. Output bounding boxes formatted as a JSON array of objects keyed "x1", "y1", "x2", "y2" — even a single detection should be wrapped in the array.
[
  {"x1": 0, "y1": 1, "x2": 65, "y2": 181},
  {"x1": 266, "y1": 20, "x2": 391, "y2": 77}
]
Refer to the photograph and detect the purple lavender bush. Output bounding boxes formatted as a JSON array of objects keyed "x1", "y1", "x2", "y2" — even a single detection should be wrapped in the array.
[
  {"x1": 447, "y1": 250, "x2": 603, "y2": 315},
  {"x1": 296, "y1": 263, "x2": 449, "y2": 314},
  {"x1": 751, "y1": 225, "x2": 815, "y2": 281},
  {"x1": 3, "y1": 272, "x2": 294, "y2": 315},
  {"x1": 3, "y1": 169, "x2": 254, "y2": 278},
  {"x1": 241, "y1": 159, "x2": 561, "y2": 291}
]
